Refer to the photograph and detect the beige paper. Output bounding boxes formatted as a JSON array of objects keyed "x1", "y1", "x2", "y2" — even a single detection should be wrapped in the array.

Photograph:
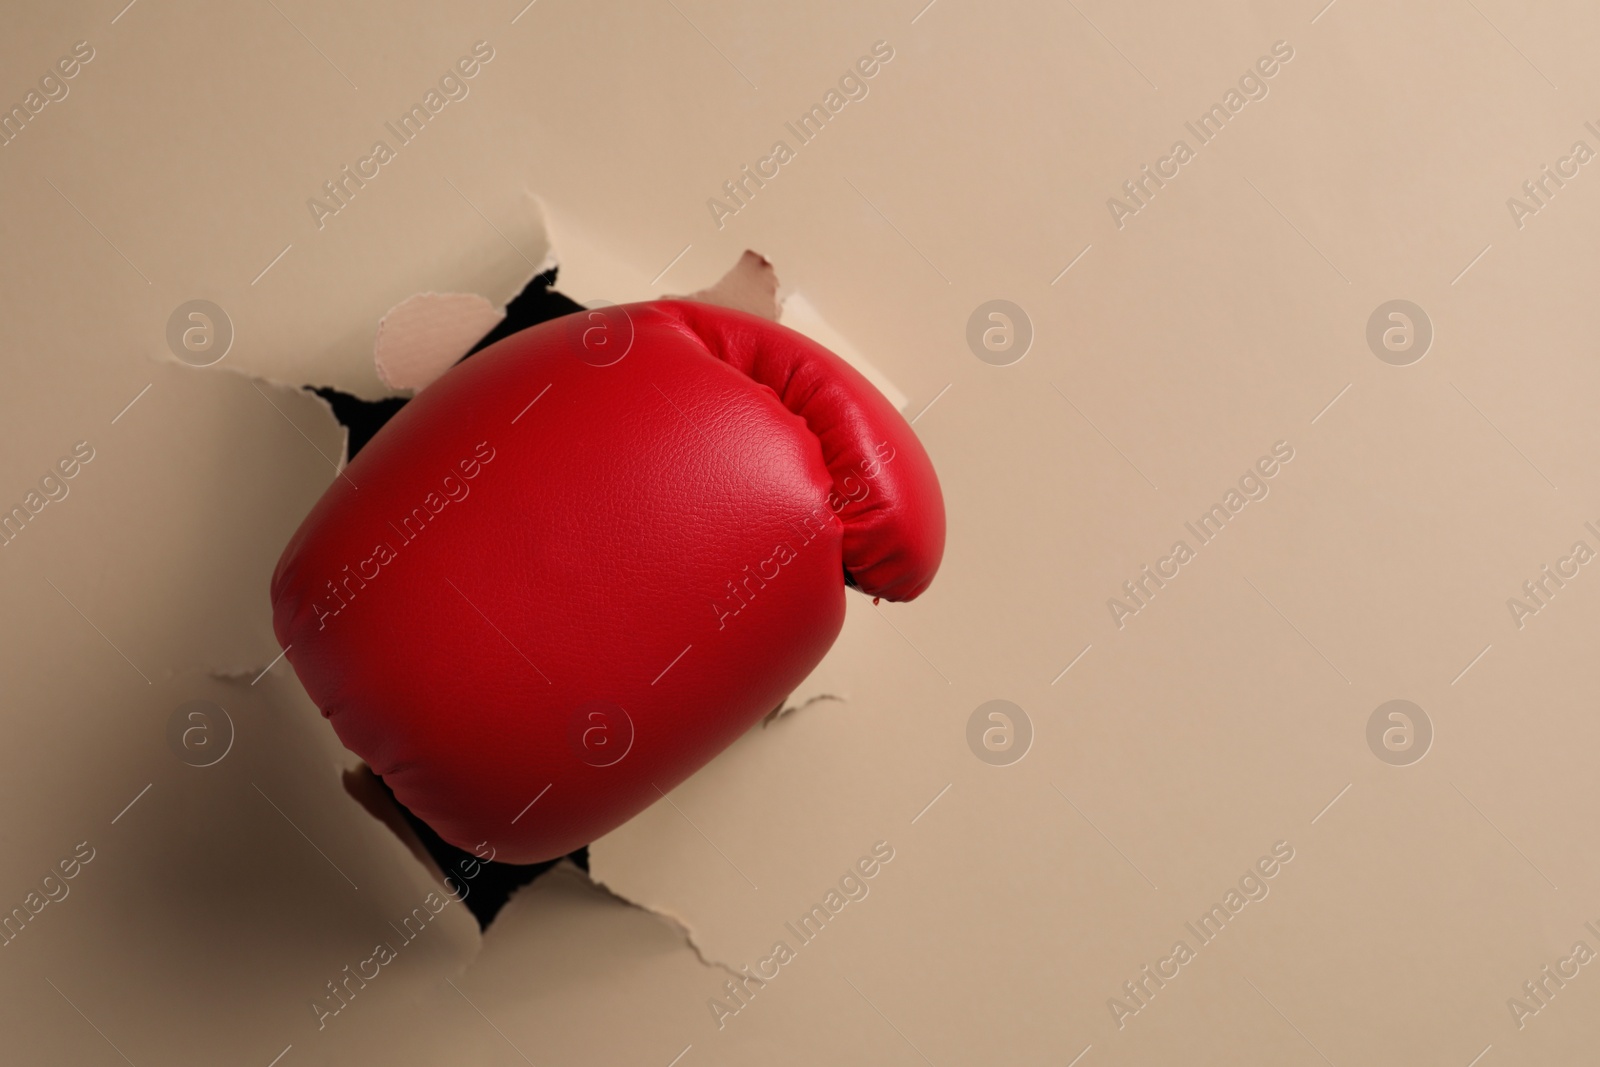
[{"x1": 4, "y1": 0, "x2": 1599, "y2": 1064}]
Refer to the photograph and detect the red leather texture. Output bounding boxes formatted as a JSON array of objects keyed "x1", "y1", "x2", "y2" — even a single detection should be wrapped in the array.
[{"x1": 270, "y1": 300, "x2": 945, "y2": 863}]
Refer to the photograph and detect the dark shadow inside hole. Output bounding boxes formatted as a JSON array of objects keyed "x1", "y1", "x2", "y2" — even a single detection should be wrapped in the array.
[{"x1": 370, "y1": 769, "x2": 588, "y2": 931}]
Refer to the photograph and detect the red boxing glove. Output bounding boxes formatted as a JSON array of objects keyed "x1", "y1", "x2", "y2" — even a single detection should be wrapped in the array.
[{"x1": 270, "y1": 300, "x2": 944, "y2": 863}]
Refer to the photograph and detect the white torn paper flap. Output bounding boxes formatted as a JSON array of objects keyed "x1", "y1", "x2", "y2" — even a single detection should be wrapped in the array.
[{"x1": 374, "y1": 292, "x2": 506, "y2": 392}]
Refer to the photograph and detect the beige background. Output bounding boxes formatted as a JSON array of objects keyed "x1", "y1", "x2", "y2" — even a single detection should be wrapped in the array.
[{"x1": 3, "y1": 0, "x2": 1598, "y2": 1063}]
